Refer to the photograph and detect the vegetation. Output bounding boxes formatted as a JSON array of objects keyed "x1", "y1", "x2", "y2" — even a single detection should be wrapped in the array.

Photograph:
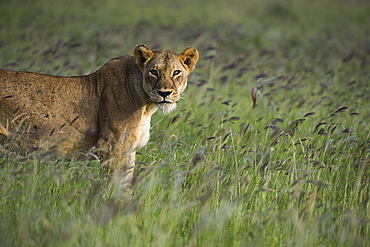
[{"x1": 1, "y1": 0, "x2": 369, "y2": 246}]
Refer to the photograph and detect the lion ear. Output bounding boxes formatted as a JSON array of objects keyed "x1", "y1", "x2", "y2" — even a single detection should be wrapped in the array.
[
  {"x1": 134, "y1": 44, "x2": 154, "y2": 71},
  {"x1": 180, "y1": 47, "x2": 199, "y2": 72}
]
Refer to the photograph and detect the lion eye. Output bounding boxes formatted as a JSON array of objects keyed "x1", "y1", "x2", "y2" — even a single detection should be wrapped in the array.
[
  {"x1": 149, "y1": 69, "x2": 158, "y2": 77},
  {"x1": 173, "y1": 70, "x2": 181, "y2": 76}
]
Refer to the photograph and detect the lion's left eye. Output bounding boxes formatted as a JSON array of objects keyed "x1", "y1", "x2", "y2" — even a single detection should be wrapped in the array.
[{"x1": 173, "y1": 70, "x2": 181, "y2": 76}]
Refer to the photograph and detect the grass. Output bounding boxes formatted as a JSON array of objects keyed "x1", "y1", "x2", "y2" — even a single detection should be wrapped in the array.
[{"x1": 1, "y1": 0, "x2": 370, "y2": 246}]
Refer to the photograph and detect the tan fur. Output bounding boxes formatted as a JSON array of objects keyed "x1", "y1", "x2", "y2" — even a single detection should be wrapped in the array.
[{"x1": 0, "y1": 45, "x2": 199, "y2": 194}]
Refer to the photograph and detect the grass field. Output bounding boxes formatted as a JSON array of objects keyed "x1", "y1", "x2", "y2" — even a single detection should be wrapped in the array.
[{"x1": 1, "y1": 0, "x2": 369, "y2": 246}]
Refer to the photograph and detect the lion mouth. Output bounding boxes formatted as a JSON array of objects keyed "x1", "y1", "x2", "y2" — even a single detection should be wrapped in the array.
[
  {"x1": 156, "y1": 100, "x2": 177, "y2": 114},
  {"x1": 158, "y1": 100, "x2": 173, "y2": 104}
]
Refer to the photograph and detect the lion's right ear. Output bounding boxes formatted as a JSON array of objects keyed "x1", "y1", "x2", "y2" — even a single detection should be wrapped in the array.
[{"x1": 134, "y1": 44, "x2": 154, "y2": 72}]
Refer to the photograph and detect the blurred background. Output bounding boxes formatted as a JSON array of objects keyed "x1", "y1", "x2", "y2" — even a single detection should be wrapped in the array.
[{"x1": 1, "y1": 0, "x2": 369, "y2": 74}]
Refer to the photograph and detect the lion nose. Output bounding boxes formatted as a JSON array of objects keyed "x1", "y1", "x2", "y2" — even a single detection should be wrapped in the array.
[{"x1": 157, "y1": 90, "x2": 173, "y2": 98}]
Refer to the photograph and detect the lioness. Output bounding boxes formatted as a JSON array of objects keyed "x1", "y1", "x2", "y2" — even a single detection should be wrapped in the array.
[{"x1": 0, "y1": 44, "x2": 199, "y2": 193}]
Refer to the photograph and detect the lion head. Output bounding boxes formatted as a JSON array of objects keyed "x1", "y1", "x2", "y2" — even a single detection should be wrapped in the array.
[{"x1": 134, "y1": 45, "x2": 199, "y2": 113}]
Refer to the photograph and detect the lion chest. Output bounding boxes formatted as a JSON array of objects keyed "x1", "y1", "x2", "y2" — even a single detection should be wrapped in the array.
[{"x1": 134, "y1": 115, "x2": 152, "y2": 151}]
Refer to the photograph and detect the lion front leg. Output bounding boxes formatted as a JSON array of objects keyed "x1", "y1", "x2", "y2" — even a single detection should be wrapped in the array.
[
  {"x1": 98, "y1": 136, "x2": 137, "y2": 200},
  {"x1": 110, "y1": 150, "x2": 136, "y2": 200},
  {"x1": 101, "y1": 148, "x2": 136, "y2": 201},
  {"x1": 97, "y1": 119, "x2": 143, "y2": 201}
]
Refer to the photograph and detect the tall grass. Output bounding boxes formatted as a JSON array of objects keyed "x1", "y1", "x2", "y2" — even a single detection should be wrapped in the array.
[{"x1": 1, "y1": 0, "x2": 369, "y2": 246}]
